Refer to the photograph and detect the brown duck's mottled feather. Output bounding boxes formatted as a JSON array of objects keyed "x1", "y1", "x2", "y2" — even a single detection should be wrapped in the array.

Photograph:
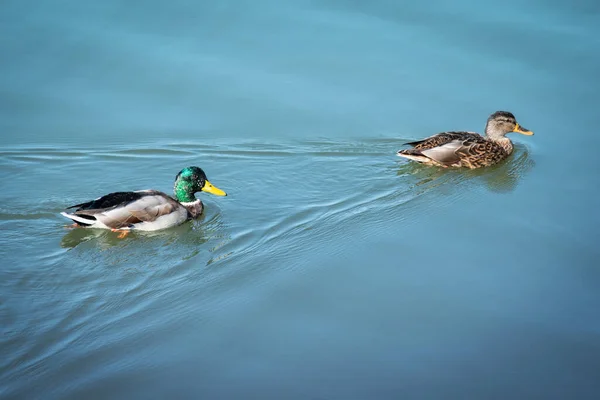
[
  {"x1": 405, "y1": 131, "x2": 482, "y2": 150},
  {"x1": 399, "y1": 131, "x2": 510, "y2": 169}
]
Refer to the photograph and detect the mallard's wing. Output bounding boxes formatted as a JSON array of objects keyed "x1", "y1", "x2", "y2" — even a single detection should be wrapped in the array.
[
  {"x1": 62, "y1": 190, "x2": 188, "y2": 230},
  {"x1": 66, "y1": 191, "x2": 147, "y2": 211}
]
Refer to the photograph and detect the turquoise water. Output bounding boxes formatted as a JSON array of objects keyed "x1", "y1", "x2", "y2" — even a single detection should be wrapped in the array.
[{"x1": 1, "y1": 1, "x2": 599, "y2": 398}]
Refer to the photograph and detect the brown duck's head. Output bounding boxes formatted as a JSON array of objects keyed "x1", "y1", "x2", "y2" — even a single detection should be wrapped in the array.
[{"x1": 485, "y1": 111, "x2": 534, "y2": 139}]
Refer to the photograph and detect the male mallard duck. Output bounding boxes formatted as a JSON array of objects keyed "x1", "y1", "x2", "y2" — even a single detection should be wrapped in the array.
[
  {"x1": 61, "y1": 166, "x2": 226, "y2": 237},
  {"x1": 397, "y1": 111, "x2": 533, "y2": 168}
]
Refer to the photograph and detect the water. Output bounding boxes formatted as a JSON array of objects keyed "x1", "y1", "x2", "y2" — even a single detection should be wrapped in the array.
[{"x1": 1, "y1": 0, "x2": 599, "y2": 398}]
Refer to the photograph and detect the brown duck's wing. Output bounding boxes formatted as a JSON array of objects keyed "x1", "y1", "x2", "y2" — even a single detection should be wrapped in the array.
[
  {"x1": 415, "y1": 134, "x2": 487, "y2": 167},
  {"x1": 419, "y1": 135, "x2": 508, "y2": 168},
  {"x1": 405, "y1": 131, "x2": 482, "y2": 150}
]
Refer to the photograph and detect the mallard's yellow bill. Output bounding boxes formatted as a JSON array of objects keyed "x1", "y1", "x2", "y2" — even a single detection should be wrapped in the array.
[
  {"x1": 513, "y1": 123, "x2": 534, "y2": 136},
  {"x1": 202, "y1": 180, "x2": 227, "y2": 196}
]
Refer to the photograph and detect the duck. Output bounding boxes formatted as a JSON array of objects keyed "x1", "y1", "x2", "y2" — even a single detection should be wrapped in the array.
[
  {"x1": 396, "y1": 111, "x2": 533, "y2": 168},
  {"x1": 61, "y1": 166, "x2": 226, "y2": 237}
]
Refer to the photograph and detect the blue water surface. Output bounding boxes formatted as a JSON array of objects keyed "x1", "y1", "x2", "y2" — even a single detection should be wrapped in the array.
[{"x1": 1, "y1": 0, "x2": 599, "y2": 399}]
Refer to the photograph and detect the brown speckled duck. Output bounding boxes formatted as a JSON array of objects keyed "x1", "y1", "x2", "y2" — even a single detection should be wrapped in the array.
[{"x1": 397, "y1": 111, "x2": 533, "y2": 168}]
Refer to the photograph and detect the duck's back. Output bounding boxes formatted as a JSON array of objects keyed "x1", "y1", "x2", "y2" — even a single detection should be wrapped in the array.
[
  {"x1": 405, "y1": 131, "x2": 483, "y2": 150},
  {"x1": 64, "y1": 190, "x2": 189, "y2": 230},
  {"x1": 399, "y1": 131, "x2": 509, "y2": 168}
]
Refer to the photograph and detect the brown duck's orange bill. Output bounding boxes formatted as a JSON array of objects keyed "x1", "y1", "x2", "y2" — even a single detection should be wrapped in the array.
[
  {"x1": 202, "y1": 180, "x2": 227, "y2": 196},
  {"x1": 513, "y1": 123, "x2": 534, "y2": 136}
]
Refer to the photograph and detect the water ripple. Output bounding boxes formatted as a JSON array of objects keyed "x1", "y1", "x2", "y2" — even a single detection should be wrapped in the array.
[{"x1": 0, "y1": 137, "x2": 538, "y2": 398}]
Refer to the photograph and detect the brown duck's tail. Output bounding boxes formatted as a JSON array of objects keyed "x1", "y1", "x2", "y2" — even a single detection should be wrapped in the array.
[{"x1": 396, "y1": 148, "x2": 431, "y2": 163}]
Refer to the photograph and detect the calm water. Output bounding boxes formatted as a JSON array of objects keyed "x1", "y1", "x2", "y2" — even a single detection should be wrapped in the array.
[{"x1": 1, "y1": 0, "x2": 599, "y2": 399}]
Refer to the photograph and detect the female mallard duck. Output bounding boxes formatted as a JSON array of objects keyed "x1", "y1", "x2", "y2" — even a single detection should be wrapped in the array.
[
  {"x1": 397, "y1": 111, "x2": 533, "y2": 168},
  {"x1": 61, "y1": 166, "x2": 226, "y2": 237}
]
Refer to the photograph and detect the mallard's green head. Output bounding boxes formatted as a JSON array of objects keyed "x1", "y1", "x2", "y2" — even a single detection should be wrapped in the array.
[
  {"x1": 485, "y1": 111, "x2": 534, "y2": 139},
  {"x1": 174, "y1": 166, "x2": 226, "y2": 203}
]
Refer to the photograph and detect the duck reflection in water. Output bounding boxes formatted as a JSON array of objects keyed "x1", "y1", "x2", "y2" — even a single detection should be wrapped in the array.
[{"x1": 396, "y1": 145, "x2": 535, "y2": 194}]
